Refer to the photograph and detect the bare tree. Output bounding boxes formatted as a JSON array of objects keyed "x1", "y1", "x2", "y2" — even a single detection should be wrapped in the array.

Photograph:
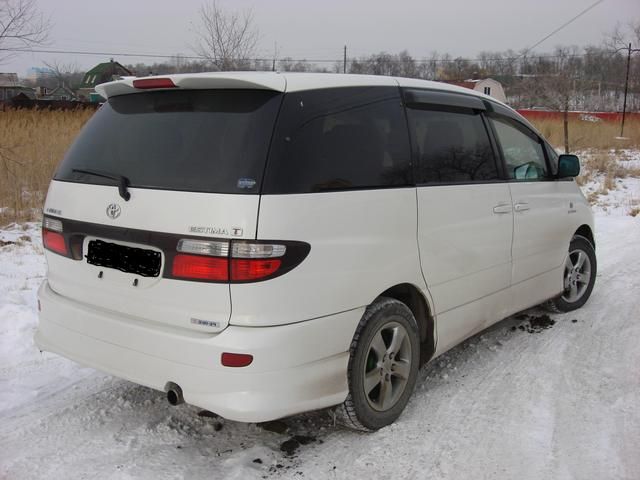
[
  {"x1": 0, "y1": 0, "x2": 50, "y2": 64},
  {"x1": 527, "y1": 47, "x2": 584, "y2": 153},
  {"x1": 278, "y1": 57, "x2": 311, "y2": 72},
  {"x1": 42, "y1": 60, "x2": 83, "y2": 89},
  {"x1": 192, "y1": 1, "x2": 258, "y2": 71},
  {"x1": 418, "y1": 51, "x2": 440, "y2": 80}
]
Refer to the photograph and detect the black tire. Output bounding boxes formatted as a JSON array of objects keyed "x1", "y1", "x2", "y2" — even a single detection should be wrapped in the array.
[
  {"x1": 547, "y1": 235, "x2": 597, "y2": 313},
  {"x1": 337, "y1": 297, "x2": 420, "y2": 431}
]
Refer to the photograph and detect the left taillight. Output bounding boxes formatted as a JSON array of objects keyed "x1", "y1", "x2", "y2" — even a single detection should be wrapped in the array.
[
  {"x1": 168, "y1": 239, "x2": 310, "y2": 283},
  {"x1": 42, "y1": 217, "x2": 69, "y2": 257}
]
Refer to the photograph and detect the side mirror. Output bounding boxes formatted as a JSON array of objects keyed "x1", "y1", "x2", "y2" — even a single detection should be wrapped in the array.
[{"x1": 558, "y1": 154, "x2": 580, "y2": 178}]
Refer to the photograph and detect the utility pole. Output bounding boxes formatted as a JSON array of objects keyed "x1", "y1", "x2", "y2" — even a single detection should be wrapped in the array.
[
  {"x1": 617, "y1": 42, "x2": 639, "y2": 138},
  {"x1": 272, "y1": 42, "x2": 278, "y2": 72},
  {"x1": 343, "y1": 45, "x2": 347, "y2": 74}
]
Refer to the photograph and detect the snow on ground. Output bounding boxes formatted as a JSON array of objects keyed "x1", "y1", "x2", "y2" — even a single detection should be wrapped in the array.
[
  {"x1": 1, "y1": 167, "x2": 639, "y2": 480},
  {"x1": 576, "y1": 148, "x2": 640, "y2": 217}
]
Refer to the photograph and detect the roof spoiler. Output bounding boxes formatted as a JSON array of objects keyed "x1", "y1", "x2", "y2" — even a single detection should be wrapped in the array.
[{"x1": 96, "y1": 72, "x2": 286, "y2": 99}]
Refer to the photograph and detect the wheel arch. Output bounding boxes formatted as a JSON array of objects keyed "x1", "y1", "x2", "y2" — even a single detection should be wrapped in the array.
[
  {"x1": 376, "y1": 283, "x2": 436, "y2": 365},
  {"x1": 574, "y1": 224, "x2": 595, "y2": 249}
]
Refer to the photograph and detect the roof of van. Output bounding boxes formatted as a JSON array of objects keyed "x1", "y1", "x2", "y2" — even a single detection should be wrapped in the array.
[{"x1": 95, "y1": 71, "x2": 501, "y2": 104}]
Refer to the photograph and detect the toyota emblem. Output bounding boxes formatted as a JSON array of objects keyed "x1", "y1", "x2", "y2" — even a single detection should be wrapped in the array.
[{"x1": 106, "y1": 203, "x2": 121, "y2": 219}]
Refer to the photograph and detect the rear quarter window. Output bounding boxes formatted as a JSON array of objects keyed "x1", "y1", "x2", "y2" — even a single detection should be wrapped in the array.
[{"x1": 263, "y1": 87, "x2": 411, "y2": 194}]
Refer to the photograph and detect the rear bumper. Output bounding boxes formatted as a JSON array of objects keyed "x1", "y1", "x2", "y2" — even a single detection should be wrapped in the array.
[{"x1": 35, "y1": 281, "x2": 363, "y2": 422}]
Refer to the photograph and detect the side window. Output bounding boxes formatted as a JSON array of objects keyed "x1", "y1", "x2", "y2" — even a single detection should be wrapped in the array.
[
  {"x1": 263, "y1": 87, "x2": 411, "y2": 194},
  {"x1": 406, "y1": 107, "x2": 498, "y2": 184},
  {"x1": 491, "y1": 117, "x2": 548, "y2": 180},
  {"x1": 545, "y1": 142, "x2": 559, "y2": 175}
]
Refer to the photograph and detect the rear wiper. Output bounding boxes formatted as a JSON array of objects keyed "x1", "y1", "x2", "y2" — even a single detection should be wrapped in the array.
[{"x1": 72, "y1": 168, "x2": 131, "y2": 201}]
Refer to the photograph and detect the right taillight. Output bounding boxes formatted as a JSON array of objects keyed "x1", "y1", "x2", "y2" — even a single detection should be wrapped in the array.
[{"x1": 169, "y1": 239, "x2": 309, "y2": 283}]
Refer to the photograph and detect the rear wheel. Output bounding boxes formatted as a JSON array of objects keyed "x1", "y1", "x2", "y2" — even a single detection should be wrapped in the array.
[
  {"x1": 547, "y1": 235, "x2": 596, "y2": 312},
  {"x1": 338, "y1": 297, "x2": 420, "y2": 431}
]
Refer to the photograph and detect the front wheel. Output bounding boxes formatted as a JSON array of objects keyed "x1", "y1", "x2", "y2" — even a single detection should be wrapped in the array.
[
  {"x1": 338, "y1": 297, "x2": 420, "y2": 431},
  {"x1": 547, "y1": 235, "x2": 597, "y2": 312}
]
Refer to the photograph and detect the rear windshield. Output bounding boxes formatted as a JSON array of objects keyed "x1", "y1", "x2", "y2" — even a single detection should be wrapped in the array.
[{"x1": 55, "y1": 89, "x2": 282, "y2": 194}]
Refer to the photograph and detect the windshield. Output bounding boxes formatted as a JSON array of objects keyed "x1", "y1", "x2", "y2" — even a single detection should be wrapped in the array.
[{"x1": 55, "y1": 89, "x2": 282, "y2": 194}]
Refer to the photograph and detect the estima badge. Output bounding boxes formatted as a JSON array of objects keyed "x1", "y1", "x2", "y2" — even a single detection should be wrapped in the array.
[{"x1": 106, "y1": 203, "x2": 121, "y2": 219}]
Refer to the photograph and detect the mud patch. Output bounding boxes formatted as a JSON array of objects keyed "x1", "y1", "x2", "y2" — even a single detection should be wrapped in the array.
[
  {"x1": 259, "y1": 420, "x2": 288, "y2": 434},
  {"x1": 280, "y1": 435, "x2": 316, "y2": 456},
  {"x1": 197, "y1": 410, "x2": 219, "y2": 418},
  {"x1": 511, "y1": 314, "x2": 556, "y2": 333}
]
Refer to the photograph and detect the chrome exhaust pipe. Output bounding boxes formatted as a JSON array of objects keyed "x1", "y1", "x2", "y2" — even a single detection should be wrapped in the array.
[{"x1": 165, "y1": 382, "x2": 184, "y2": 406}]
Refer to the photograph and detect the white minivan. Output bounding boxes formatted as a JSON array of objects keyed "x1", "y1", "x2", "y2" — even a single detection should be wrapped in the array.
[{"x1": 35, "y1": 72, "x2": 596, "y2": 431}]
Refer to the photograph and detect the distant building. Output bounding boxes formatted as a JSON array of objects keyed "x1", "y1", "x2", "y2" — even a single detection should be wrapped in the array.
[
  {"x1": 25, "y1": 66, "x2": 54, "y2": 82},
  {"x1": 44, "y1": 85, "x2": 77, "y2": 101},
  {"x1": 0, "y1": 73, "x2": 36, "y2": 104},
  {"x1": 442, "y1": 78, "x2": 507, "y2": 103},
  {"x1": 77, "y1": 59, "x2": 133, "y2": 102}
]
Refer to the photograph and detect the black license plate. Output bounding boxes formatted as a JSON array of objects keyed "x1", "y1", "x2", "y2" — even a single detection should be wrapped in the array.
[{"x1": 86, "y1": 239, "x2": 161, "y2": 277}]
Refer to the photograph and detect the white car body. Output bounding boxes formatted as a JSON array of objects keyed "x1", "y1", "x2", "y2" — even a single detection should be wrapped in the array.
[{"x1": 35, "y1": 72, "x2": 594, "y2": 422}]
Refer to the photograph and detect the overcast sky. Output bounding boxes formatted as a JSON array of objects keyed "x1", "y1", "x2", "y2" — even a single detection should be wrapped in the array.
[{"x1": 3, "y1": 0, "x2": 640, "y2": 75}]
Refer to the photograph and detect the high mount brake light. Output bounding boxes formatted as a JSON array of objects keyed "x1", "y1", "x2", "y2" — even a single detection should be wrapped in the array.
[
  {"x1": 132, "y1": 78, "x2": 177, "y2": 89},
  {"x1": 169, "y1": 239, "x2": 309, "y2": 283}
]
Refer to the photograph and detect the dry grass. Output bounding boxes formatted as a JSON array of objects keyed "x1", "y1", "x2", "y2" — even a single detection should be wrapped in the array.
[
  {"x1": 529, "y1": 117, "x2": 640, "y2": 151},
  {"x1": 0, "y1": 108, "x2": 94, "y2": 223},
  {"x1": 1, "y1": 109, "x2": 639, "y2": 224}
]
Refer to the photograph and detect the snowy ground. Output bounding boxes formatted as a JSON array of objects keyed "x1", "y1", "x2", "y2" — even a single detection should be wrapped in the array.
[{"x1": 1, "y1": 160, "x2": 639, "y2": 479}]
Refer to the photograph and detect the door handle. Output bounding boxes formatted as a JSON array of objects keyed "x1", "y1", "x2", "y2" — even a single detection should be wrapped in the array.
[
  {"x1": 514, "y1": 202, "x2": 530, "y2": 212},
  {"x1": 493, "y1": 203, "x2": 512, "y2": 214}
]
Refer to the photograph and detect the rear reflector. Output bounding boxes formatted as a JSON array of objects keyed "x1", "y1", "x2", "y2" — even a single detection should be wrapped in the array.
[
  {"x1": 43, "y1": 230, "x2": 68, "y2": 256},
  {"x1": 231, "y1": 258, "x2": 281, "y2": 281},
  {"x1": 132, "y1": 78, "x2": 177, "y2": 89},
  {"x1": 221, "y1": 352, "x2": 253, "y2": 367},
  {"x1": 172, "y1": 254, "x2": 228, "y2": 281}
]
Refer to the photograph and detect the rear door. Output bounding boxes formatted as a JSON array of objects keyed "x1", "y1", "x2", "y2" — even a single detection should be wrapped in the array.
[
  {"x1": 44, "y1": 88, "x2": 282, "y2": 333},
  {"x1": 404, "y1": 90, "x2": 513, "y2": 350}
]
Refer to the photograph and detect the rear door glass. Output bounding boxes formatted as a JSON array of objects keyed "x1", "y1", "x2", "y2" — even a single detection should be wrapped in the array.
[
  {"x1": 263, "y1": 86, "x2": 411, "y2": 194},
  {"x1": 55, "y1": 89, "x2": 282, "y2": 194},
  {"x1": 406, "y1": 107, "x2": 498, "y2": 184}
]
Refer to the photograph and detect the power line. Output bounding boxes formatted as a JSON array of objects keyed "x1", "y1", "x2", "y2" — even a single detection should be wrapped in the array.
[
  {"x1": 0, "y1": 47, "x2": 204, "y2": 61},
  {"x1": 521, "y1": 0, "x2": 605, "y2": 57},
  {"x1": 0, "y1": 46, "x2": 606, "y2": 65}
]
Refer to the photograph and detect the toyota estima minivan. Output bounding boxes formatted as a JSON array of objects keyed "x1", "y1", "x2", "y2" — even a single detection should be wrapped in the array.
[{"x1": 35, "y1": 72, "x2": 596, "y2": 431}]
